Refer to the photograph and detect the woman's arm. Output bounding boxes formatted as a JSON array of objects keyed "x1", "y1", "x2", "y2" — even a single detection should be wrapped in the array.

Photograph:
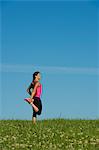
[
  {"x1": 31, "y1": 82, "x2": 40, "y2": 99},
  {"x1": 27, "y1": 83, "x2": 33, "y2": 95}
]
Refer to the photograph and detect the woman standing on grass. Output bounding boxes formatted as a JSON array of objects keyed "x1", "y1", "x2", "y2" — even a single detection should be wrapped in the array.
[{"x1": 25, "y1": 71, "x2": 42, "y2": 124}]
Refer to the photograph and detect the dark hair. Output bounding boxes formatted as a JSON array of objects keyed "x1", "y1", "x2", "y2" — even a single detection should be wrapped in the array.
[{"x1": 33, "y1": 71, "x2": 40, "y2": 82}]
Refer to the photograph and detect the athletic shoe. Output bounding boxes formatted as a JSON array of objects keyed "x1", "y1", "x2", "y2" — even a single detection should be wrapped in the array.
[{"x1": 24, "y1": 98, "x2": 32, "y2": 104}]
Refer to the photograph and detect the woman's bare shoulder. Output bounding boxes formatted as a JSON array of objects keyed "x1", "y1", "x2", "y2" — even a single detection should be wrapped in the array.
[{"x1": 35, "y1": 81, "x2": 40, "y2": 87}]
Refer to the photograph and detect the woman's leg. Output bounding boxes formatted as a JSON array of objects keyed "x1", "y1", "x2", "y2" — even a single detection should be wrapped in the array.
[
  {"x1": 32, "y1": 109, "x2": 37, "y2": 124},
  {"x1": 25, "y1": 98, "x2": 39, "y2": 112},
  {"x1": 32, "y1": 116, "x2": 36, "y2": 124},
  {"x1": 37, "y1": 100, "x2": 42, "y2": 115},
  {"x1": 31, "y1": 102, "x2": 39, "y2": 112}
]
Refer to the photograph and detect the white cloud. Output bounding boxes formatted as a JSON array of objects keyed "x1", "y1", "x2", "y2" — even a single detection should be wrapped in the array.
[{"x1": 0, "y1": 64, "x2": 99, "y2": 75}]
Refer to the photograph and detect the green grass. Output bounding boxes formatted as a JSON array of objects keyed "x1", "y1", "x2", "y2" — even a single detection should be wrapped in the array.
[{"x1": 0, "y1": 119, "x2": 99, "y2": 150}]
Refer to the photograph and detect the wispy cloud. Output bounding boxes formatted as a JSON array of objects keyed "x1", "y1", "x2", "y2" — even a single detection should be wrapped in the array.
[{"x1": 0, "y1": 64, "x2": 99, "y2": 75}]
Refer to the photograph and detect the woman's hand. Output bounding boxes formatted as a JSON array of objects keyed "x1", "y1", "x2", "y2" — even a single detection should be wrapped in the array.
[
  {"x1": 30, "y1": 99, "x2": 34, "y2": 106},
  {"x1": 30, "y1": 98, "x2": 34, "y2": 103}
]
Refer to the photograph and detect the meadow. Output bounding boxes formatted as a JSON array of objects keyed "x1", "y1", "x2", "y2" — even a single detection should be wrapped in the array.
[{"x1": 0, "y1": 119, "x2": 99, "y2": 150}]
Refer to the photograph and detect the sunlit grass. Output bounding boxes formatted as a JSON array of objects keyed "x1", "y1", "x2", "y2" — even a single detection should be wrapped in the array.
[{"x1": 0, "y1": 119, "x2": 99, "y2": 150}]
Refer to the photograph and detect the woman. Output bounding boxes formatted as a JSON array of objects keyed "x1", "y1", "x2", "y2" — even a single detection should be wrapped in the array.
[{"x1": 25, "y1": 71, "x2": 42, "y2": 124}]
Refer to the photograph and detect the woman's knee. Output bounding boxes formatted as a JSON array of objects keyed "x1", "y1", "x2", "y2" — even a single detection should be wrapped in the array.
[{"x1": 37, "y1": 109, "x2": 42, "y2": 115}]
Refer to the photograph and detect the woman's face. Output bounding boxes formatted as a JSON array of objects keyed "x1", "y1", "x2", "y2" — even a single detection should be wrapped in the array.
[{"x1": 36, "y1": 73, "x2": 41, "y2": 81}]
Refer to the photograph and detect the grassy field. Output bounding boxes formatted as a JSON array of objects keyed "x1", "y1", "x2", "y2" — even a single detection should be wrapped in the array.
[{"x1": 0, "y1": 119, "x2": 99, "y2": 150}]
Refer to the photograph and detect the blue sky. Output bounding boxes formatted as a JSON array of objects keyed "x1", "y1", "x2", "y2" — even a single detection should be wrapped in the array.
[{"x1": 0, "y1": 0, "x2": 99, "y2": 120}]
